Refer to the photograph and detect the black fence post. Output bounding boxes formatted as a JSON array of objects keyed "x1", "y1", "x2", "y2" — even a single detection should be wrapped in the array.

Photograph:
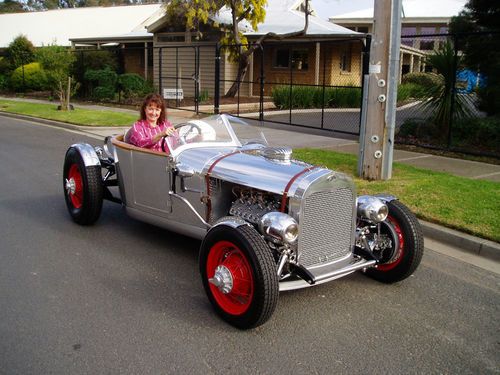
[
  {"x1": 158, "y1": 47, "x2": 163, "y2": 97},
  {"x1": 214, "y1": 43, "x2": 221, "y2": 114},
  {"x1": 21, "y1": 53, "x2": 26, "y2": 93},
  {"x1": 259, "y1": 44, "x2": 264, "y2": 122},
  {"x1": 321, "y1": 41, "x2": 326, "y2": 129},
  {"x1": 289, "y1": 47, "x2": 293, "y2": 124},
  {"x1": 448, "y1": 33, "x2": 459, "y2": 149}
]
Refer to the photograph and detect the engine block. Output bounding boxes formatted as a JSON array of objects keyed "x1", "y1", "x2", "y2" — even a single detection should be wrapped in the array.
[{"x1": 229, "y1": 187, "x2": 280, "y2": 225}]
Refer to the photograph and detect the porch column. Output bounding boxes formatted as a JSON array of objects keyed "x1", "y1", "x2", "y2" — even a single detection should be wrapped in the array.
[
  {"x1": 315, "y1": 42, "x2": 320, "y2": 85},
  {"x1": 399, "y1": 51, "x2": 404, "y2": 83},
  {"x1": 409, "y1": 53, "x2": 414, "y2": 73},
  {"x1": 249, "y1": 53, "x2": 254, "y2": 96},
  {"x1": 415, "y1": 56, "x2": 421, "y2": 73}
]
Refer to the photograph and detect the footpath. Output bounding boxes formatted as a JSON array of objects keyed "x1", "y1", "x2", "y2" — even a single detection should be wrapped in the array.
[{"x1": 1, "y1": 96, "x2": 499, "y2": 268}]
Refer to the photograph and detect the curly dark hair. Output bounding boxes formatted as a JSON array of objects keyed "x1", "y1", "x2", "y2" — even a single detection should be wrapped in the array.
[{"x1": 139, "y1": 93, "x2": 166, "y2": 123}]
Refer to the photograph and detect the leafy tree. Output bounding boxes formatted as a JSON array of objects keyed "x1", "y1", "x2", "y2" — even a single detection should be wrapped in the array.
[
  {"x1": 0, "y1": 0, "x2": 26, "y2": 13},
  {"x1": 24, "y1": 0, "x2": 158, "y2": 10},
  {"x1": 36, "y1": 45, "x2": 77, "y2": 110},
  {"x1": 165, "y1": 0, "x2": 310, "y2": 97},
  {"x1": 449, "y1": 0, "x2": 500, "y2": 115},
  {"x1": 5, "y1": 35, "x2": 35, "y2": 70}
]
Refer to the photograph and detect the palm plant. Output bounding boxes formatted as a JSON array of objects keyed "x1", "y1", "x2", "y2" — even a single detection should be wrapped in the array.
[{"x1": 421, "y1": 40, "x2": 472, "y2": 142}]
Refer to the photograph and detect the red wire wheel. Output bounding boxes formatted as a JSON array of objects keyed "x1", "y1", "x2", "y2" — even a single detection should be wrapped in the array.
[
  {"x1": 365, "y1": 200, "x2": 424, "y2": 283},
  {"x1": 200, "y1": 225, "x2": 279, "y2": 329},
  {"x1": 376, "y1": 215, "x2": 404, "y2": 272},
  {"x1": 206, "y1": 241, "x2": 254, "y2": 315},
  {"x1": 67, "y1": 164, "x2": 83, "y2": 209}
]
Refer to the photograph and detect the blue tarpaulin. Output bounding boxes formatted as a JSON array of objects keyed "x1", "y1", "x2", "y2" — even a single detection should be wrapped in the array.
[{"x1": 456, "y1": 70, "x2": 486, "y2": 93}]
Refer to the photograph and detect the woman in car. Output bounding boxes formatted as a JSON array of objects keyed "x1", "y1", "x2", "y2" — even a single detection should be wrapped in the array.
[{"x1": 128, "y1": 93, "x2": 176, "y2": 152}]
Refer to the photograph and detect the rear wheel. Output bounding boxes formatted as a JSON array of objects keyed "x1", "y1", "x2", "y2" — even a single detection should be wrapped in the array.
[
  {"x1": 199, "y1": 225, "x2": 278, "y2": 329},
  {"x1": 366, "y1": 200, "x2": 424, "y2": 283},
  {"x1": 63, "y1": 147, "x2": 103, "y2": 225}
]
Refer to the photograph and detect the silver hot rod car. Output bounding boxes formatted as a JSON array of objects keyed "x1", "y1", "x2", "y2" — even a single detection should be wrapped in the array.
[{"x1": 63, "y1": 114, "x2": 423, "y2": 329}]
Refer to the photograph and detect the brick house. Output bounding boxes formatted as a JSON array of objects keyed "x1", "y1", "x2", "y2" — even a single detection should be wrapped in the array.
[{"x1": 146, "y1": 0, "x2": 363, "y2": 98}]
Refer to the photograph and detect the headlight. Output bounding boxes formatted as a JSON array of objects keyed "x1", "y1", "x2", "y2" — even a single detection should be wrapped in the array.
[
  {"x1": 357, "y1": 196, "x2": 388, "y2": 223},
  {"x1": 259, "y1": 212, "x2": 299, "y2": 244}
]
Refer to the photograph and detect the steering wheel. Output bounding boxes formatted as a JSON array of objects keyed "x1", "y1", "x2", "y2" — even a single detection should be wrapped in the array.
[{"x1": 161, "y1": 122, "x2": 203, "y2": 152}]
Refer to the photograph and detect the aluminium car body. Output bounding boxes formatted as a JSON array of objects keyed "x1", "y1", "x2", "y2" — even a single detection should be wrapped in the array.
[{"x1": 63, "y1": 114, "x2": 424, "y2": 329}]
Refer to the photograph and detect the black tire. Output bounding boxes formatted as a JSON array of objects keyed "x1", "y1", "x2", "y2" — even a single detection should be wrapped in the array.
[
  {"x1": 366, "y1": 200, "x2": 424, "y2": 283},
  {"x1": 63, "y1": 147, "x2": 103, "y2": 225},
  {"x1": 199, "y1": 224, "x2": 279, "y2": 329}
]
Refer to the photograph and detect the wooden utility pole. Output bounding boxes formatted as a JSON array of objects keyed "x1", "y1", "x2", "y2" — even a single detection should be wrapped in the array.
[{"x1": 358, "y1": 0, "x2": 402, "y2": 180}]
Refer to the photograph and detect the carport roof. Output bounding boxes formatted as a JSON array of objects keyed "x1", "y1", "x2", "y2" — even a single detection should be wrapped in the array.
[
  {"x1": 148, "y1": 0, "x2": 360, "y2": 38},
  {"x1": 0, "y1": 4, "x2": 163, "y2": 48}
]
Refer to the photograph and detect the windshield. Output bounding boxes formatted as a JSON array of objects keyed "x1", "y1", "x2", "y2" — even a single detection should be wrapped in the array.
[{"x1": 166, "y1": 114, "x2": 267, "y2": 156}]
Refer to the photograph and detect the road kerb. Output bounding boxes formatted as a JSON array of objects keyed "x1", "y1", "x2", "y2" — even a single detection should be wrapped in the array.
[{"x1": 421, "y1": 220, "x2": 500, "y2": 262}]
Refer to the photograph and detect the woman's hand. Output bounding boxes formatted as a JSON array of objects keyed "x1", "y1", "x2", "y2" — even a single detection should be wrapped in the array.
[{"x1": 164, "y1": 127, "x2": 177, "y2": 137}]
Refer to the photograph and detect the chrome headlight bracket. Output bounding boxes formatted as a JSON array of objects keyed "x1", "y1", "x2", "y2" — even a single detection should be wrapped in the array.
[
  {"x1": 259, "y1": 212, "x2": 299, "y2": 245},
  {"x1": 357, "y1": 195, "x2": 389, "y2": 223}
]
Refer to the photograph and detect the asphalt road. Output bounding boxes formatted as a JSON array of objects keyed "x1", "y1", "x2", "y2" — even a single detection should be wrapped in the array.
[{"x1": 0, "y1": 115, "x2": 499, "y2": 375}]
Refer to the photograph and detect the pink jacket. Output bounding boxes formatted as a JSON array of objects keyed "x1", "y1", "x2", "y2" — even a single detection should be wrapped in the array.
[{"x1": 128, "y1": 119, "x2": 173, "y2": 152}]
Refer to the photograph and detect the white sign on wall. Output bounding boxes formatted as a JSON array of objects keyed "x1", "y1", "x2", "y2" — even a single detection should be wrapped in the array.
[{"x1": 163, "y1": 88, "x2": 184, "y2": 100}]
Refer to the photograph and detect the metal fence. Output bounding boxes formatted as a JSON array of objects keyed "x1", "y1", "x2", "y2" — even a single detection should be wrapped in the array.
[
  {"x1": 214, "y1": 39, "x2": 367, "y2": 136},
  {"x1": 151, "y1": 38, "x2": 367, "y2": 135},
  {"x1": 394, "y1": 32, "x2": 499, "y2": 158}
]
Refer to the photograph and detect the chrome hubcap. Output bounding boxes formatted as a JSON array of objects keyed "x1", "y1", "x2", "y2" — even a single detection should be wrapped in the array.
[
  {"x1": 65, "y1": 178, "x2": 76, "y2": 195},
  {"x1": 209, "y1": 265, "x2": 233, "y2": 294}
]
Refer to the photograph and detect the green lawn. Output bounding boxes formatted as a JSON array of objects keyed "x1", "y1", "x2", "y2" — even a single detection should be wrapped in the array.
[
  {"x1": 0, "y1": 99, "x2": 137, "y2": 126},
  {"x1": 1, "y1": 98, "x2": 498, "y2": 242},
  {"x1": 294, "y1": 149, "x2": 500, "y2": 243}
]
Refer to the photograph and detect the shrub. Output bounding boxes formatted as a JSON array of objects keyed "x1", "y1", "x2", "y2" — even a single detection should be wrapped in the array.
[
  {"x1": 0, "y1": 74, "x2": 8, "y2": 91},
  {"x1": 117, "y1": 73, "x2": 147, "y2": 100},
  {"x1": 92, "y1": 86, "x2": 116, "y2": 101},
  {"x1": 73, "y1": 50, "x2": 118, "y2": 98},
  {"x1": 198, "y1": 89, "x2": 210, "y2": 103},
  {"x1": 327, "y1": 87, "x2": 361, "y2": 108},
  {"x1": 271, "y1": 85, "x2": 290, "y2": 109},
  {"x1": 0, "y1": 57, "x2": 10, "y2": 75},
  {"x1": 74, "y1": 50, "x2": 118, "y2": 72},
  {"x1": 397, "y1": 83, "x2": 428, "y2": 102},
  {"x1": 10, "y1": 62, "x2": 48, "y2": 91},
  {"x1": 452, "y1": 116, "x2": 500, "y2": 151},
  {"x1": 271, "y1": 85, "x2": 361, "y2": 109},
  {"x1": 292, "y1": 85, "x2": 316, "y2": 108},
  {"x1": 84, "y1": 67, "x2": 117, "y2": 101},
  {"x1": 401, "y1": 72, "x2": 442, "y2": 90}
]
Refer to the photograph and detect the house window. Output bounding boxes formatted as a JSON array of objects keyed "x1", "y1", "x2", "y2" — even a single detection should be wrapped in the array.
[
  {"x1": 273, "y1": 48, "x2": 309, "y2": 70},
  {"x1": 274, "y1": 48, "x2": 290, "y2": 68},
  {"x1": 157, "y1": 34, "x2": 185, "y2": 43},
  {"x1": 419, "y1": 27, "x2": 437, "y2": 50},
  {"x1": 420, "y1": 40, "x2": 435, "y2": 50},
  {"x1": 340, "y1": 44, "x2": 352, "y2": 72}
]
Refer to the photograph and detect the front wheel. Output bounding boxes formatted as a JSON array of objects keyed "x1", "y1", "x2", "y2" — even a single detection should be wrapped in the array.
[
  {"x1": 199, "y1": 225, "x2": 279, "y2": 329},
  {"x1": 63, "y1": 147, "x2": 103, "y2": 225},
  {"x1": 365, "y1": 200, "x2": 424, "y2": 283}
]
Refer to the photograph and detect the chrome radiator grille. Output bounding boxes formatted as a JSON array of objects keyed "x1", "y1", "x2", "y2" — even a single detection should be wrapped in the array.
[{"x1": 298, "y1": 188, "x2": 354, "y2": 268}]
